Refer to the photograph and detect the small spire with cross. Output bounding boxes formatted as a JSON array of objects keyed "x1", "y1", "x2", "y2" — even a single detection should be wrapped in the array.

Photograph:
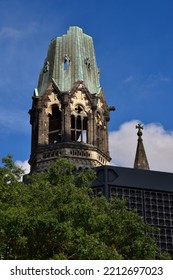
[
  {"x1": 134, "y1": 123, "x2": 150, "y2": 170},
  {"x1": 136, "y1": 123, "x2": 143, "y2": 140}
]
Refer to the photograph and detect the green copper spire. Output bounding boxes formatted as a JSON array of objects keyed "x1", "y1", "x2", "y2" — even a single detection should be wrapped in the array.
[{"x1": 37, "y1": 26, "x2": 101, "y2": 96}]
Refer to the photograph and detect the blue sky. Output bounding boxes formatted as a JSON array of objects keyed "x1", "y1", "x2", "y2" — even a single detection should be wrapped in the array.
[{"x1": 1, "y1": 0, "x2": 173, "y2": 173}]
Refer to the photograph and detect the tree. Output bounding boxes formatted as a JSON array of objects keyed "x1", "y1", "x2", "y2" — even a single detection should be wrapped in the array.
[{"x1": 0, "y1": 156, "x2": 171, "y2": 259}]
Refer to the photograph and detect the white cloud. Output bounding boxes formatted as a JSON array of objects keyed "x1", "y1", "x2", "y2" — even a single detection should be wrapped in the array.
[
  {"x1": 147, "y1": 73, "x2": 171, "y2": 83},
  {"x1": 14, "y1": 121, "x2": 173, "y2": 176},
  {"x1": 0, "y1": 23, "x2": 39, "y2": 40},
  {"x1": 15, "y1": 160, "x2": 30, "y2": 175},
  {"x1": 109, "y1": 120, "x2": 173, "y2": 173},
  {"x1": 123, "y1": 75, "x2": 134, "y2": 84},
  {"x1": 0, "y1": 27, "x2": 24, "y2": 38}
]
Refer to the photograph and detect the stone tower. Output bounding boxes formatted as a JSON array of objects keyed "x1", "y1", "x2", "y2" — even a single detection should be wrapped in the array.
[{"x1": 29, "y1": 26, "x2": 115, "y2": 172}]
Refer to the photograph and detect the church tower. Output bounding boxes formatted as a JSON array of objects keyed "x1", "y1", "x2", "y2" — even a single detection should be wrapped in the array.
[{"x1": 29, "y1": 26, "x2": 115, "y2": 172}]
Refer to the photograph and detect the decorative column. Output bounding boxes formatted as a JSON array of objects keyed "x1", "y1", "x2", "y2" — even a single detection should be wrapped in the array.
[{"x1": 62, "y1": 92, "x2": 71, "y2": 142}]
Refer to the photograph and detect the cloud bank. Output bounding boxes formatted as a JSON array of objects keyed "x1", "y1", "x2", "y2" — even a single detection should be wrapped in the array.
[
  {"x1": 0, "y1": 27, "x2": 24, "y2": 38},
  {"x1": 15, "y1": 160, "x2": 30, "y2": 175},
  {"x1": 15, "y1": 120, "x2": 173, "y2": 176},
  {"x1": 109, "y1": 120, "x2": 173, "y2": 173}
]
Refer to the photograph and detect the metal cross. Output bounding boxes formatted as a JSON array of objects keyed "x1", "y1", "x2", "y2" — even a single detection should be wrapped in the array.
[{"x1": 136, "y1": 123, "x2": 143, "y2": 139}]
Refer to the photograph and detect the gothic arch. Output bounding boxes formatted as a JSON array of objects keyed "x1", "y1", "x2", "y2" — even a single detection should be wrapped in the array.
[
  {"x1": 48, "y1": 104, "x2": 61, "y2": 144},
  {"x1": 71, "y1": 104, "x2": 88, "y2": 143}
]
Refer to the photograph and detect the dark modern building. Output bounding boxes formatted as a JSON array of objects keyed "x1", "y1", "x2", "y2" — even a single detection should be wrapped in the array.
[
  {"x1": 93, "y1": 165, "x2": 173, "y2": 257},
  {"x1": 92, "y1": 124, "x2": 173, "y2": 257},
  {"x1": 28, "y1": 26, "x2": 173, "y2": 257}
]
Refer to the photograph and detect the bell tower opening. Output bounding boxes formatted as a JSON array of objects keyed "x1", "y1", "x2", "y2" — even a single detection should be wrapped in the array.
[
  {"x1": 71, "y1": 105, "x2": 88, "y2": 143},
  {"x1": 48, "y1": 104, "x2": 61, "y2": 144}
]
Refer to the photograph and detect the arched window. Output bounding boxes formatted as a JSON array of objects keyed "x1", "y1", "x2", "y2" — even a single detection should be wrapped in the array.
[
  {"x1": 49, "y1": 105, "x2": 61, "y2": 144},
  {"x1": 71, "y1": 105, "x2": 88, "y2": 143}
]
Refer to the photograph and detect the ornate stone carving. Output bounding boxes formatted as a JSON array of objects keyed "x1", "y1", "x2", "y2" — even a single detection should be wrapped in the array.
[
  {"x1": 45, "y1": 92, "x2": 61, "y2": 115},
  {"x1": 70, "y1": 90, "x2": 90, "y2": 113},
  {"x1": 43, "y1": 60, "x2": 49, "y2": 73}
]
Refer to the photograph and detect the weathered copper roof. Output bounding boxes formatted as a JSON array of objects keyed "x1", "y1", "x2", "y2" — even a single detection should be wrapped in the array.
[{"x1": 37, "y1": 26, "x2": 101, "y2": 96}]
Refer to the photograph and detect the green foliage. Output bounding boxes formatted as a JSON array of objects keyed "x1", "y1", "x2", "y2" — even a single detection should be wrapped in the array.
[
  {"x1": 1, "y1": 154, "x2": 24, "y2": 182},
  {"x1": 0, "y1": 156, "x2": 171, "y2": 259}
]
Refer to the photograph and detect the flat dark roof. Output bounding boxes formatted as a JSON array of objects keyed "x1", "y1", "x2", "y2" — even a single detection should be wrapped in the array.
[{"x1": 93, "y1": 166, "x2": 173, "y2": 193}]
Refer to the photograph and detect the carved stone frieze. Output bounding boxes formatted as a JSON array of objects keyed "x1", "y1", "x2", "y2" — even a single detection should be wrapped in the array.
[
  {"x1": 70, "y1": 90, "x2": 91, "y2": 113},
  {"x1": 45, "y1": 92, "x2": 62, "y2": 115}
]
